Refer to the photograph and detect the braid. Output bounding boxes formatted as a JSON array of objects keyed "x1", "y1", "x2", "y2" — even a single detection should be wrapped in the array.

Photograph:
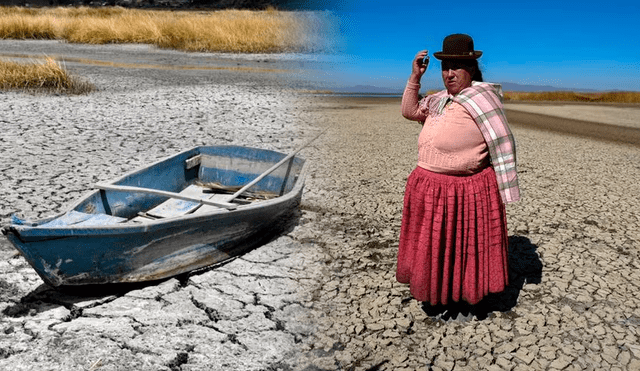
[{"x1": 469, "y1": 60, "x2": 483, "y2": 82}]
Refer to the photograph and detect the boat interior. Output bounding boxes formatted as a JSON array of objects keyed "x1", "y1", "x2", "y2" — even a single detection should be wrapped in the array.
[{"x1": 23, "y1": 146, "x2": 305, "y2": 228}]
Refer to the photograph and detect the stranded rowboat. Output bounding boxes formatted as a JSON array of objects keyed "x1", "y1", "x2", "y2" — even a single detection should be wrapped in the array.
[{"x1": 1, "y1": 145, "x2": 308, "y2": 287}]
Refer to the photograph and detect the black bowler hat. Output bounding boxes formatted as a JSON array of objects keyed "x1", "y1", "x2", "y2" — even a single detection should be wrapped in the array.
[{"x1": 433, "y1": 34, "x2": 483, "y2": 60}]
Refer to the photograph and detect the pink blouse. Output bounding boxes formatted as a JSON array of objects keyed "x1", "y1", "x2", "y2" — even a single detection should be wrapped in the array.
[{"x1": 402, "y1": 82, "x2": 489, "y2": 174}]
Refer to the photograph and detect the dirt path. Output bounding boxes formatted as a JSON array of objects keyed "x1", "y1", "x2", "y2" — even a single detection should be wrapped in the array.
[
  {"x1": 504, "y1": 102, "x2": 640, "y2": 129},
  {"x1": 504, "y1": 108, "x2": 640, "y2": 147}
]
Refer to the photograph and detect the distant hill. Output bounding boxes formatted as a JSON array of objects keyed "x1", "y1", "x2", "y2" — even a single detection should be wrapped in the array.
[
  {"x1": 329, "y1": 82, "x2": 608, "y2": 94},
  {"x1": 330, "y1": 85, "x2": 404, "y2": 95},
  {"x1": 498, "y1": 82, "x2": 601, "y2": 93}
]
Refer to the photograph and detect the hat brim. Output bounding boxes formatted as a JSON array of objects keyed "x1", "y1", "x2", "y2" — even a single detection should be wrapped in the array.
[{"x1": 433, "y1": 51, "x2": 483, "y2": 60}]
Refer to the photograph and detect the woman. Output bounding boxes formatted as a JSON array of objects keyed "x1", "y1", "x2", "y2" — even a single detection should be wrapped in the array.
[{"x1": 396, "y1": 34, "x2": 520, "y2": 307}]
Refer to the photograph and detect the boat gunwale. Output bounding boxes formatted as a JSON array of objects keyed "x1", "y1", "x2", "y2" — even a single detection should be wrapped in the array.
[{"x1": 3, "y1": 145, "x2": 308, "y2": 238}]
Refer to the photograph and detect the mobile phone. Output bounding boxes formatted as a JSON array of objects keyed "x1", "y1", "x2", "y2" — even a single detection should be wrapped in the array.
[{"x1": 422, "y1": 55, "x2": 430, "y2": 67}]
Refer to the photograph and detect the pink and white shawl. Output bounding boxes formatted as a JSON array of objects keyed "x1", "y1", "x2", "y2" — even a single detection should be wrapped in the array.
[{"x1": 421, "y1": 82, "x2": 521, "y2": 203}]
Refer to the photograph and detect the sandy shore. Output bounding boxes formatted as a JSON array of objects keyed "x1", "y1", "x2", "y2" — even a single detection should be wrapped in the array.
[{"x1": 2, "y1": 41, "x2": 640, "y2": 370}]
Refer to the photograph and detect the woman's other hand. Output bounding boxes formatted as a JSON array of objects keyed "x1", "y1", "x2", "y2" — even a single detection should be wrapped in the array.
[{"x1": 410, "y1": 50, "x2": 429, "y2": 83}]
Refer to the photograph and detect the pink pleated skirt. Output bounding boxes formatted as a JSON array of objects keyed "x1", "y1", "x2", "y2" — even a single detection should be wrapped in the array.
[{"x1": 396, "y1": 165, "x2": 509, "y2": 305}]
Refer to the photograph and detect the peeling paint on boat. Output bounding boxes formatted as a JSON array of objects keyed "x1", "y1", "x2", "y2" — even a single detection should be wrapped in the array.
[{"x1": 1, "y1": 145, "x2": 307, "y2": 287}]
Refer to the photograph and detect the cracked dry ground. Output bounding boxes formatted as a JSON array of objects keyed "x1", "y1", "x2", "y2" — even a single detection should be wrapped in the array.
[
  {"x1": 3, "y1": 80, "x2": 640, "y2": 370},
  {"x1": 0, "y1": 72, "x2": 325, "y2": 370},
  {"x1": 0, "y1": 243, "x2": 321, "y2": 371},
  {"x1": 290, "y1": 97, "x2": 640, "y2": 370}
]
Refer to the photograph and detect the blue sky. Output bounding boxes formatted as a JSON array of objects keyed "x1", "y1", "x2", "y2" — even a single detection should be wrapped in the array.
[{"x1": 307, "y1": 0, "x2": 640, "y2": 92}]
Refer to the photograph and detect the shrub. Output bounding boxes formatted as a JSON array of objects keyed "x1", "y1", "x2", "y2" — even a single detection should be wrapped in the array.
[{"x1": 0, "y1": 57, "x2": 94, "y2": 94}]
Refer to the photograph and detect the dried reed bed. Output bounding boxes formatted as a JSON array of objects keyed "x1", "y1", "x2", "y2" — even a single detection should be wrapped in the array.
[
  {"x1": 0, "y1": 58, "x2": 94, "y2": 94},
  {"x1": 0, "y1": 6, "x2": 318, "y2": 53},
  {"x1": 504, "y1": 91, "x2": 640, "y2": 104}
]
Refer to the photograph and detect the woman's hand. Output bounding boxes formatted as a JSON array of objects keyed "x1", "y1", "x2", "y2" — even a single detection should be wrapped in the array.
[
  {"x1": 409, "y1": 50, "x2": 429, "y2": 83},
  {"x1": 402, "y1": 50, "x2": 429, "y2": 121}
]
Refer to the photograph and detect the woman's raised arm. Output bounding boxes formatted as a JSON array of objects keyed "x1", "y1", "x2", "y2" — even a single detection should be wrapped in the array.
[{"x1": 401, "y1": 50, "x2": 429, "y2": 121}]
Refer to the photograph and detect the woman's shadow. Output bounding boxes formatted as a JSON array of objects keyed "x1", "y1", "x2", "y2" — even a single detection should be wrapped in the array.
[{"x1": 421, "y1": 235, "x2": 543, "y2": 321}]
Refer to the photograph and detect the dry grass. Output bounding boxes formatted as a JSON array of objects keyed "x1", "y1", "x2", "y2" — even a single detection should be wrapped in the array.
[
  {"x1": 0, "y1": 6, "x2": 320, "y2": 53},
  {"x1": 504, "y1": 91, "x2": 640, "y2": 104},
  {"x1": 0, "y1": 57, "x2": 94, "y2": 94},
  {"x1": 0, "y1": 6, "x2": 327, "y2": 93}
]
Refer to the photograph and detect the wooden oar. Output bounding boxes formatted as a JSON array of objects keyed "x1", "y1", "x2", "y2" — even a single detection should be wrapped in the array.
[
  {"x1": 95, "y1": 129, "x2": 325, "y2": 211},
  {"x1": 95, "y1": 183, "x2": 238, "y2": 210},
  {"x1": 224, "y1": 129, "x2": 327, "y2": 203}
]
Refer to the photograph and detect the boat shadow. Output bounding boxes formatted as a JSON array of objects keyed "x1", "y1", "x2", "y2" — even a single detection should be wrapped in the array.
[
  {"x1": 420, "y1": 235, "x2": 543, "y2": 321},
  {"x1": 2, "y1": 208, "x2": 302, "y2": 318}
]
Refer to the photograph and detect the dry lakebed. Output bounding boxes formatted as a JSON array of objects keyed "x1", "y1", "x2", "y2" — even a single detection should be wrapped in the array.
[{"x1": 2, "y1": 40, "x2": 640, "y2": 370}]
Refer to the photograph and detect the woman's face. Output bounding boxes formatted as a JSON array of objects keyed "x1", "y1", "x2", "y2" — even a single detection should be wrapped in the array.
[{"x1": 441, "y1": 60, "x2": 474, "y2": 95}]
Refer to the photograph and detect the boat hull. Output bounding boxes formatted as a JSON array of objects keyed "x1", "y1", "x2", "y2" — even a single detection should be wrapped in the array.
[
  {"x1": 4, "y1": 197, "x2": 300, "y2": 286},
  {"x1": 2, "y1": 145, "x2": 307, "y2": 287}
]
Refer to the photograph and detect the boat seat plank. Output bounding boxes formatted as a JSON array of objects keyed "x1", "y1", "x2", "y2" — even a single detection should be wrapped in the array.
[
  {"x1": 146, "y1": 184, "x2": 220, "y2": 218},
  {"x1": 128, "y1": 215, "x2": 156, "y2": 224},
  {"x1": 185, "y1": 155, "x2": 202, "y2": 170},
  {"x1": 192, "y1": 194, "x2": 234, "y2": 215},
  {"x1": 38, "y1": 211, "x2": 127, "y2": 228}
]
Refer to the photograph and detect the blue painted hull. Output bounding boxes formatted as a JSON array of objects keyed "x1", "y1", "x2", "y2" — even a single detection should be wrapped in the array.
[{"x1": 1, "y1": 146, "x2": 307, "y2": 286}]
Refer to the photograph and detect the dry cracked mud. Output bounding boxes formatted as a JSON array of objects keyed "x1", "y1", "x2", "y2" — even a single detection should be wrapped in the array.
[{"x1": 3, "y1": 40, "x2": 640, "y2": 370}]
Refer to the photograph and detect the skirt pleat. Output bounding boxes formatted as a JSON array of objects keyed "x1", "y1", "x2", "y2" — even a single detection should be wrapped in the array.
[{"x1": 396, "y1": 166, "x2": 508, "y2": 305}]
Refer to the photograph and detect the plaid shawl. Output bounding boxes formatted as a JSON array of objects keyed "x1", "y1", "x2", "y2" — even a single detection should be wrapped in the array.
[{"x1": 423, "y1": 82, "x2": 521, "y2": 203}]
